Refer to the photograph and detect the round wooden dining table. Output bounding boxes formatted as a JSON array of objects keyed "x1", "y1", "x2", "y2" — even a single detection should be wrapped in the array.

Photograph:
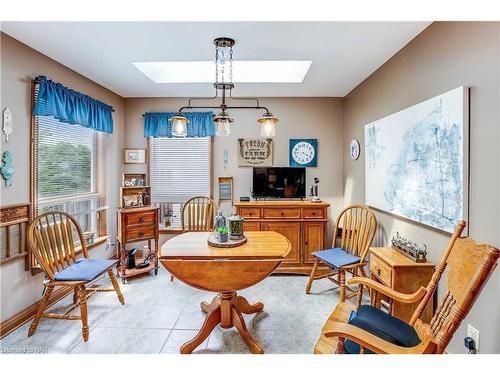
[{"x1": 160, "y1": 231, "x2": 291, "y2": 354}]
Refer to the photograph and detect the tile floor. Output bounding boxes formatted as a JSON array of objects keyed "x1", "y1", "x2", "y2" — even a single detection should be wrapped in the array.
[{"x1": 0, "y1": 267, "x2": 342, "y2": 354}]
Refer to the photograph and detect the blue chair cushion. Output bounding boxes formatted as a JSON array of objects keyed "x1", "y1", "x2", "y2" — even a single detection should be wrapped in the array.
[
  {"x1": 311, "y1": 247, "x2": 360, "y2": 268},
  {"x1": 54, "y1": 258, "x2": 118, "y2": 282},
  {"x1": 344, "y1": 305, "x2": 421, "y2": 354}
]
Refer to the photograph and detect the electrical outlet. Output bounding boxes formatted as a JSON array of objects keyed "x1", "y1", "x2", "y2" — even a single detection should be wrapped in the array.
[{"x1": 467, "y1": 324, "x2": 480, "y2": 351}]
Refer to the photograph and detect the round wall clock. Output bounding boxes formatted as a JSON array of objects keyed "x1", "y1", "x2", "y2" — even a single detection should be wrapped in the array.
[
  {"x1": 350, "y1": 139, "x2": 360, "y2": 160},
  {"x1": 289, "y1": 139, "x2": 318, "y2": 167}
]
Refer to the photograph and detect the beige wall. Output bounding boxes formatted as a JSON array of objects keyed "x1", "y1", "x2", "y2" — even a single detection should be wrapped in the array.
[
  {"x1": 123, "y1": 97, "x2": 345, "y2": 244},
  {"x1": 0, "y1": 33, "x2": 124, "y2": 321},
  {"x1": 343, "y1": 22, "x2": 500, "y2": 353}
]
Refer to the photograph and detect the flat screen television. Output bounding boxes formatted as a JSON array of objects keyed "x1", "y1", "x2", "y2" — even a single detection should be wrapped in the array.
[{"x1": 252, "y1": 167, "x2": 306, "y2": 199}]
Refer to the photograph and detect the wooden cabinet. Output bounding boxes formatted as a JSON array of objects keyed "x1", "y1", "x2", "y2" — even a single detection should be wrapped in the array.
[
  {"x1": 303, "y1": 222, "x2": 325, "y2": 263},
  {"x1": 370, "y1": 247, "x2": 435, "y2": 323},
  {"x1": 235, "y1": 201, "x2": 329, "y2": 274},
  {"x1": 116, "y1": 206, "x2": 159, "y2": 283},
  {"x1": 261, "y1": 221, "x2": 301, "y2": 263}
]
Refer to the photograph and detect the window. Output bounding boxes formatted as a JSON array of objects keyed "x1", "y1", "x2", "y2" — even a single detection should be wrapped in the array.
[
  {"x1": 33, "y1": 114, "x2": 106, "y2": 235},
  {"x1": 149, "y1": 137, "x2": 212, "y2": 230}
]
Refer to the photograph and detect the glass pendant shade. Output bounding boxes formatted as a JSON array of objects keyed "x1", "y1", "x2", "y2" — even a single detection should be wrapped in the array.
[
  {"x1": 214, "y1": 111, "x2": 234, "y2": 136},
  {"x1": 169, "y1": 115, "x2": 189, "y2": 137},
  {"x1": 257, "y1": 113, "x2": 279, "y2": 137}
]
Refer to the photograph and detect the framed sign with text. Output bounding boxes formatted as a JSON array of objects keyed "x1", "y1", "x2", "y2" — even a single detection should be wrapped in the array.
[{"x1": 237, "y1": 138, "x2": 273, "y2": 167}]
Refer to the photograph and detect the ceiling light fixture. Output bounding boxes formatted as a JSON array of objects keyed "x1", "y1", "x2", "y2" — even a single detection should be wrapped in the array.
[{"x1": 157, "y1": 37, "x2": 280, "y2": 137}]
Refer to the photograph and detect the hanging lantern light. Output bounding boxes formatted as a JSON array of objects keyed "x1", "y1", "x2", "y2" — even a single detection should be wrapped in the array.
[
  {"x1": 214, "y1": 111, "x2": 234, "y2": 136},
  {"x1": 169, "y1": 113, "x2": 189, "y2": 137},
  {"x1": 257, "y1": 112, "x2": 279, "y2": 137}
]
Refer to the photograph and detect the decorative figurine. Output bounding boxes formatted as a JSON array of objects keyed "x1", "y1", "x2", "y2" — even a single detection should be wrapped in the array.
[
  {"x1": 1, "y1": 151, "x2": 14, "y2": 186},
  {"x1": 2, "y1": 108, "x2": 13, "y2": 143},
  {"x1": 310, "y1": 177, "x2": 321, "y2": 202},
  {"x1": 228, "y1": 213, "x2": 244, "y2": 240}
]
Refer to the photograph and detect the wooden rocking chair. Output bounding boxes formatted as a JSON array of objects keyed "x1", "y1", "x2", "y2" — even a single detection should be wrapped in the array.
[
  {"x1": 306, "y1": 204, "x2": 377, "y2": 302},
  {"x1": 314, "y1": 221, "x2": 499, "y2": 354},
  {"x1": 27, "y1": 211, "x2": 124, "y2": 342}
]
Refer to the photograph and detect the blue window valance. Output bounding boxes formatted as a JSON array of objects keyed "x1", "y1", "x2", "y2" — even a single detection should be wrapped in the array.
[
  {"x1": 144, "y1": 112, "x2": 215, "y2": 138},
  {"x1": 33, "y1": 75, "x2": 114, "y2": 134}
]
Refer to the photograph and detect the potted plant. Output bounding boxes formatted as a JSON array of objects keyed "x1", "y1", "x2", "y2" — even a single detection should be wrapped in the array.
[{"x1": 215, "y1": 226, "x2": 229, "y2": 243}]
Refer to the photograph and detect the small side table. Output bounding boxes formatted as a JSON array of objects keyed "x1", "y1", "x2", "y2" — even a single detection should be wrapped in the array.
[
  {"x1": 116, "y1": 206, "x2": 159, "y2": 283},
  {"x1": 369, "y1": 247, "x2": 435, "y2": 323}
]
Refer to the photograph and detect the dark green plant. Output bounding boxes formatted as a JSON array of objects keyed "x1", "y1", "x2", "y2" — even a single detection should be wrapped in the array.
[{"x1": 216, "y1": 226, "x2": 228, "y2": 235}]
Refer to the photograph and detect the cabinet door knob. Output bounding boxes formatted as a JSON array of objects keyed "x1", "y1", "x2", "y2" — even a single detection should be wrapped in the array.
[
  {"x1": 139, "y1": 217, "x2": 144, "y2": 223},
  {"x1": 280, "y1": 212, "x2": 284, "y2": 216},
  {"x1": 138, "y1": 232, "x2": 144, "y2": 237},
  {"x1": 377, "y1": 268, "x2": 381, "y2": 276}
]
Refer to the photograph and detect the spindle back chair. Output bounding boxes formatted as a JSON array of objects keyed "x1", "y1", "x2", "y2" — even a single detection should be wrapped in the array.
[
  {"x1": 181, "y1": 196, "x2": 215, "y2": 232},
  {"x1": 306, "y1": 204, "x2": 377, "y2": 302},
  {"x1": 27, "y1": 211, "x2": 124, "y2": 342}
]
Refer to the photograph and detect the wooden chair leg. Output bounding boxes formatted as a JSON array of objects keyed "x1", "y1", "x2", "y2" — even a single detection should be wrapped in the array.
[
  {"x1": 73, "y1": 287, "x2": 78, "y2": 305},
  {"x1": 107, "y1": 269, "x2": 125, "y2": 305},
  {"x1": 78, "y1": 285, "x2": 89, "y2": 342},
  {"x1": 305, "y1": 259, "x2": 319, "y2": 294},
  {"x1": 339, "y1": 270, "x2": 346, "y2": 302},
  {"x1": 28, "y1": 285, "x2": 54, "y2": 337}
]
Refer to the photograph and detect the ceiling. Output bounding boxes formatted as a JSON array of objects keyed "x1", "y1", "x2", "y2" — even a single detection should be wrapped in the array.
[{"x1": 2, "y1": 22, "x2": 431, "y2": 97}]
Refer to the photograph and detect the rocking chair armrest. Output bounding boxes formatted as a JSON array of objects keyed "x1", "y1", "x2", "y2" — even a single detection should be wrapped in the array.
[
  {"x1": 324, "y1": 322, "x2": 436, "y2": 354},
  {"x1": 348, "y1": 276, "x2": 427, "y2": 303}
]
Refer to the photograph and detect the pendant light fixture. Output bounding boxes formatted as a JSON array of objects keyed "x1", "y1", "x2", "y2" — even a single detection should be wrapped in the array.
[
  {"x1": 257, "y1": 112, "x2": 279, "y2": 137},
  {"x1": 169, "y1": 113, "x2": 189, "y2": 137},
  {"x1": 158, "y1": 37, "x2": 279, "y2": 137},
  {"x1": 214, "y1": 110, "x2": 234, "y2": 136}
]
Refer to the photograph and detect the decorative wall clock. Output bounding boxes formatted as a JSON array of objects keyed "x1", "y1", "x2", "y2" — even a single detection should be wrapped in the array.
[
  {"x1": 289, "y1": 139, "x2": 318, "y2": 167},
  {"x1": 350, "y1": 139, "x2": 360, "y2": 160}
]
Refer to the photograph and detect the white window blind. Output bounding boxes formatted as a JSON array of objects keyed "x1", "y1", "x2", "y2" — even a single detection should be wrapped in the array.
[
  {"x1": 34, "y1": 114, "x2": 106, "y2": 233},
  {"x1": 149, "y1": 137, "x2": 212, "y2": 229}
]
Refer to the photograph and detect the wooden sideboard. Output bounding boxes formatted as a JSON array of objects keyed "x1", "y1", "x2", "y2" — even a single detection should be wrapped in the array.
[
  {"x1": 369, "y1": 247, "x2": 435, "y2": 323},
  {"x1": 116, "y1": 206, "x2": 159, "y2": 283},
  {"x1": 235, "y1": 201, "x2": 330, "y2": 274}
]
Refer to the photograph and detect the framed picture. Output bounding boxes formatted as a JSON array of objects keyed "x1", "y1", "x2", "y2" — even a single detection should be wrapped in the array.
[
  {"x1": 365, "y1": 86, "x2": 469, "y2": 233},
  {"x1": 124, "y1": 148, "x2": 147, "y2": 164},
  {"x1": 237, "y1": 138, "x2": 273, "y2": 167},
  {"x1": 289, "y1": 139, "x2": 318, "y2": 167},
  {"x1": 218, "y1": 176, "x2": 234, "y2": 206}
]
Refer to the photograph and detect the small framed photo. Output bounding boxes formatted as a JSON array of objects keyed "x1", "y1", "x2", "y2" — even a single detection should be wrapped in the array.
[{"x1": 124, "y1": 148, "x2": 147, "y2": 164}]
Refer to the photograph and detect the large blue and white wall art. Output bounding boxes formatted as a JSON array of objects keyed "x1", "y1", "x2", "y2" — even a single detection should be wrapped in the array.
[{"x1": 364, "y1": 87, "x2": 469, "y2": 233}]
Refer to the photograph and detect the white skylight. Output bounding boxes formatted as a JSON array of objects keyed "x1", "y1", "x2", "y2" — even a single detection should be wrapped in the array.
[{"x1": 133, "y1": 61, "x2": 312, "y2": 83}]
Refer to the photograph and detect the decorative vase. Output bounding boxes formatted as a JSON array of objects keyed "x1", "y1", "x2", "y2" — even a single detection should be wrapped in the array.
[
  {"x1": 214, "y1": 210, "x2": 226, "y2": 231},
  {"x1": 228, "y1": 213, "x2": 244, "y2": 240}
]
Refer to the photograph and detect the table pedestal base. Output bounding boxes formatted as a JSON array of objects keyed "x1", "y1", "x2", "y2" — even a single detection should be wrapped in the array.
[{"x1": 180, "y1": 292, "x2": 264, "y2": 354}]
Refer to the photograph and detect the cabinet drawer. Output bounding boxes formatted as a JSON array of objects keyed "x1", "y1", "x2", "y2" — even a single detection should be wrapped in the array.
[
  {"x1": 125, "y1": 226, "x2": 155, "y2": 242},
  {"x1": 243, "y1": 221, "x2": 261, "y2": 231},
  {"x1": 303, "y1": 207, "x2": 325, "y2": 219},
  {"x1": 239, "y1": 208, "x2": 261, "y2": 219},
  {"x1": 370, "y1": 255, "x2": 392, "y2": 287},
  {"x1": 125, "y1": 211, "x2": 155, "y2": 226},
  {"x1": 263, "y1": 208, "x2": 301, "y2": 219}
]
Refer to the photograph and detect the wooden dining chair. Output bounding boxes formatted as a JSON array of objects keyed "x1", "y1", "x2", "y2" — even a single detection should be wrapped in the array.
[
  {"x1": 27, "y1": 211, "x2": 124, "y2": 342},
  {"x1": 181, "y1": 196, "x2": 215, "y2": 232},
  {"x1": 306, "y1": 204, "x2": 377, "y2": 302},
  {"x1": 168, "y1": 196, "x2": 215, "y2": 282},
  {"x1": 314, "y1": 221, "x2": 500, "y2": 354}
]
